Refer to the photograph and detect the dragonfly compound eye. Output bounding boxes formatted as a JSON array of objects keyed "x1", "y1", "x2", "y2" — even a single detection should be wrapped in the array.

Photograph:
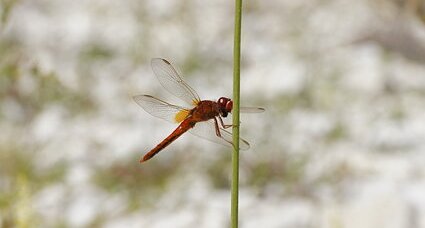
[{"x1": 225, "y1": 100, "x2": 233, "y2": 112}]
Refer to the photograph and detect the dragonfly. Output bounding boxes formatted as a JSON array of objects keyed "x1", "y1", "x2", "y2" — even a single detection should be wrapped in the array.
[{"x1": 134, "y1": 58, "x2": 264, "y2": 163}]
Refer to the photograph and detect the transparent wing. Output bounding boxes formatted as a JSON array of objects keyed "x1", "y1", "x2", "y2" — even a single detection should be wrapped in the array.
[
  {"x1": 189, "y1": 119, "x2": 250, "y2": 150},
  {"x1": 240, "y1": 106, "x2": 265, "y2": 113},
  {"x1": 133, "y1": 95, "x2": 190, "y2": 124},
  {"x1": 151, "y1": 58, "x2": 201, "y2": 106}
]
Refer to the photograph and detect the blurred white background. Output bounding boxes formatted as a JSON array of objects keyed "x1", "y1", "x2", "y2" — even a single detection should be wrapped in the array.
[{"x1": 1, "y1": 0, "x2": 425, "y2": 227}]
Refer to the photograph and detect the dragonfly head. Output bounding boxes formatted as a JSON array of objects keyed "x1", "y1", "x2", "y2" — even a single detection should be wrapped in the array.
[{"x1": 217, "y1": 97, "x2": 233, "y2": 117}]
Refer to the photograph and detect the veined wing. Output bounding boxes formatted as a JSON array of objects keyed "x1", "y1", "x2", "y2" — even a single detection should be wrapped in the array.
[
  {"x1": 189, "y1": 120, "x2": 250, "y2": 150},
  {"x1": 133, "y1": 95, "x2": 191, "y2": 124},
  {"x1": 151, "y1": 58, "x2": 201, "y2": 106},
  {"x1": 240, "y1": 106, "x2": 265, "y2": 113}
]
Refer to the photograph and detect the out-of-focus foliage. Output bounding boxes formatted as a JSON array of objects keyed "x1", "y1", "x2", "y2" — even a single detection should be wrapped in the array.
[
  {"x1": 93, "y1": 157, "x2": 184, "y2": 210},
  {"x1": 0, "y1": 0, "x2": 19, "y2": 25}
]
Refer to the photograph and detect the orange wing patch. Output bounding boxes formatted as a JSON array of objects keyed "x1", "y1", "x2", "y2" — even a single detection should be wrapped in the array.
[{"x1": 175, "y1": 110, "x2": 190, "y2": 123}]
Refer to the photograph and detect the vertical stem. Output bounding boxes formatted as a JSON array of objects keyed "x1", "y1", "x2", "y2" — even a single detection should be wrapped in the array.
[{"x1": 231, "y1": 0, "x2": 242, "y2": 227}]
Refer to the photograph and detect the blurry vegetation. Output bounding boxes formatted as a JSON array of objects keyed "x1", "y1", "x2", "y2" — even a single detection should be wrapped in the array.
[
  {"x1": 0, "y1": 144, "x2": 67, "y2": 191},
  {"x1": 0, "y1": 144, "x2": 67, "y2": 227},
  {"x1": 315, "y1": 161, "x2": 356, "y2": 188},
  {"x1": 0, "y1": 40, "x2": 96, "y2": 123},
  {"x1": 29, "y1": 66, "x2": 96, "y2": 116},
  {"x1": 15, "y1": 174, "x2": 32, "y2": 228},
  {"x1": 205, "y1": 152, "x2": 316, "y2": 197},
  {"x1": 0, "y1": 0, "x2": 19, "y2": 25},
  {"x1": 381, "y1": 0, "x2": 425, "y2": 24},
  {"x1": 205, "y1": 155, "x2": 231, "y2": 189},
  {"x1": 243, "y1": 155, "x2": 311, "y2": 197},
  {"x1": 1, "y1": 25, "x2": 91, "y2": 226},
  {"x1": 93, "y1": 156, "x2": 184, "y2": 210},
  {"x1": 325, "y1": 122, "x2": 346, "y2": 142},
  {"x1": 80, "y1": 43, "x2": 115, "y2": 62}
]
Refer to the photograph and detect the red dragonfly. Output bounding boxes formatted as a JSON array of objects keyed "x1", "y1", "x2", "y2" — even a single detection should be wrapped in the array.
[{"x1": 134, "y1": 58, "x2": 264, "y2": 163}]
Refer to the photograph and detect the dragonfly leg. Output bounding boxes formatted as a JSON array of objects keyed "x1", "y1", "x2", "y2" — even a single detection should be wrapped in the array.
[
  {"x1": 215, "y1": 117, "x2": 236, "y2": 148},
  {"x1": 213, "y1": 117, "x2": 222, "y2": 137},
  {"x1": 218, "y1": 116, "x2": 234, "y2": 129}
]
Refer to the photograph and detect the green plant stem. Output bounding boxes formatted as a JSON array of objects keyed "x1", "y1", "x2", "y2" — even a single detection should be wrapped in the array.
[{"x1": 231, "y1": 0, "x2": 242, "y2": 227}]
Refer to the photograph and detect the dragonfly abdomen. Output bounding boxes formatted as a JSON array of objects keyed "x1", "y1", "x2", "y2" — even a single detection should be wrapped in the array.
[{"x1": 140, "y1": 118, "x2": 196, "y2": 162}]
